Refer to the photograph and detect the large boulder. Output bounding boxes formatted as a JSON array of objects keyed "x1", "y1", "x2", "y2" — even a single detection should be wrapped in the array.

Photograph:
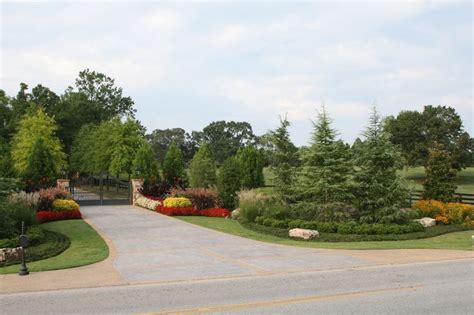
[
  {"x1": 231, "y1": 209, "x2": 240, "y2": 220},
  {"x1": 414, "y1": 217, "x2": 436, "y2": 227},
  {"x1": 289, "y1": 228, "x2": 319, "y2": 240}
]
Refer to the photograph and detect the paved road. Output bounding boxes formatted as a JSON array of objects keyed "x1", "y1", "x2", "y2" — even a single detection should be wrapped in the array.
[
  {"x1": 1, "y1": 259, "x2": 472, "y2": 314},
  {"x1": 1, "y1": 205, "x2": 473, "y2": 314}
]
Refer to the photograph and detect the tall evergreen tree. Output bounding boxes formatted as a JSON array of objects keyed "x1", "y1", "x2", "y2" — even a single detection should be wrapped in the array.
[
  {"x1": 423, "y1": 143, "x2": 457, "y2": 201},
  {"x1": 354, "y1": 107, "x2": 408, "y2": 224},
  {"x1": 162, "y1": 141, "x2": 187, "y2": 187},
  {"x1": 236, "y1": 145, "x2": 265, "y2": 189},
  {"x1": 217, "y1": 157, "x2": 242, "y2": 209},
  {"x1": 270, "y1": 115, "x2": 299, "y2": 201},
  {"x1": 133, "y1": 142, "x2": 160, "y2": 180},
  {"x1": 292, "y1": 106, "x2": 354, "y2": 210},
  {"x1": 189, "y1": 144, "x2": 216, "y2": 188}
]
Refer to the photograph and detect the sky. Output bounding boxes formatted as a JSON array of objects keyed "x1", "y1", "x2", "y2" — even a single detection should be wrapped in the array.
[{"x1": 1, "y1": 0, "x2": 472, "y2": 145}]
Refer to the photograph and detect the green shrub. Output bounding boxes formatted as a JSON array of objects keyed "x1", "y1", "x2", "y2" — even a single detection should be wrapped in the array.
[{"x1": 0, "y1": 202, "x2": 16, "y2": 238}]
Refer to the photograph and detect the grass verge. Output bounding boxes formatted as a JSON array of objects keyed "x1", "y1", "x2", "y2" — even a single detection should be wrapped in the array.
[
  {"x1": 0, "y1": 219, "x2": 109, "y2": 274},
  {"x1": 177, "y1": 216, "x2": 474, "y2": 250}
]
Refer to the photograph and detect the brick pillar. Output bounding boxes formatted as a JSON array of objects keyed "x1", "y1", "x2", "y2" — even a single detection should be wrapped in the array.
[
  {"x1": 131, "y1": 178, "x2": 144, "y2": 205},
  {"x1": 57, "y1": 179, "x2": 70, "y2": 192}
]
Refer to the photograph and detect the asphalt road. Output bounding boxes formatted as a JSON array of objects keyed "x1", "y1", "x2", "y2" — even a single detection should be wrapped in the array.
[{"x1": 1, "y1": 259, "x2": 472, "y2": 314}]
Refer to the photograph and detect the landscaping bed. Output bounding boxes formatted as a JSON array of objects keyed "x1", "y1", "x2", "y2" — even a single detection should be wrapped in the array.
[
  {"x1": 243, "y1": 221, "x2": 472, "y2": 242},
  {"x1": 0, "y1": 228, "x2": 70, "y2": 267},
  {"x1": 0, "y1": 219, "x2": 109, "y2": 274}
]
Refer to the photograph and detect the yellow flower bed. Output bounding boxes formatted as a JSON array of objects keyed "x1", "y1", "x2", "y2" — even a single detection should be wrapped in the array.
[
  {"x1": 52, "y1": 199, "x2": 80, "y2": 211},
  {"x1": 163, "y1": 197, "x2": 193, "y2": 208},
  {"x1": 412, "y1": 200, "x2": 474, "y2": 225}
]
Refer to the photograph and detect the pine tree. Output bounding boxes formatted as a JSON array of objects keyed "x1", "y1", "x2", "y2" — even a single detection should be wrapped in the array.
[
  {"x1": 163, "y1": 141, "x2": 187, "y2": 187},
  {"x1": 23, "y1": 137, "x2": 57, "y2": 190},
  {"x1": 423, "y1": 143, "x2": 457, "y2": 202},
  {"x1": 189, "y1": 144, "x2": 216, "y2": 188},
  {"x1": 270, "y1": 116, "x2": 299, "y2": 201},
  {"x1": 133, "y1": 142, "x2": 160, "y2": 180},
  {"x1": 292, "y1": 106, "x2": 354, "y2": 212},
  {"x1": 217, "y1": 157, "x2": 242, "y2": 209},
  {"x1": 236, "y1": 145, "x2": 265, "y2": 189},
  {"x1": 354, "y1": 107, "x2": 408, "y2": 224}
]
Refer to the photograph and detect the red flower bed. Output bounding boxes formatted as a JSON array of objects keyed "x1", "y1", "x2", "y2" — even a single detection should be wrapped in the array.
[
  {"x1": 156, "y1": 205, "x2": 230, "y2": 217},
  {"x1": 37, "y1": 210, "x2": 82, "y2": 223},
  {"x1": 200, "y1": 208, "x2": 230, "y2": 218},
  {"x1": 157, "y1": 206, "x2": 198, "y2": 216}
]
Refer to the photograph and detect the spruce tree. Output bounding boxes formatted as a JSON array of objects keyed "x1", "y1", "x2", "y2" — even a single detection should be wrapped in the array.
[
  {"x1": 354, "y1": 107, "x2": 408, "y2": 224},
  {"x1": 217, "y1": 157, "x2": 242, "y2": 209},
  {"x1": 163, "y1": 141, "x2": 187, "y2": 187},
  {"x1": 236, "y1": 145, "x2": 265, "y2": 189},
  {"x1": 270, "y1": 116, "x2": 299, "y2": 201},
  {"x1": 133, "y1": 142, "x2": 160, "y2": 180},
  {"x1": 189, "y1": 144, "x2": 216, "y2": 188},
  {"x1": 423, "y1": 143, "x2": 457, "y2": 202},
  {"x1": 292, "y1": 106, "x2": 354, "y2": 219}
]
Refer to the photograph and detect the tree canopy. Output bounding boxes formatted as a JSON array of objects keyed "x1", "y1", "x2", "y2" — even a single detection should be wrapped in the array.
[{"x1": 11, "y1": 108, "x2": 66, "y2": 176}]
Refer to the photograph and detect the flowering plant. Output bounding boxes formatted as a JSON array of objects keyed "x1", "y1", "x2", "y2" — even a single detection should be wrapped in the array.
[
  {"x1": 135, "y1": 195, "x2": 162, "y2": 211},
  {"x1": 163, "y1": 197, "x2": 193, "y2": 208},
  {"x1": 37, "y1": 210, "x2": 82, "y2": 223}
]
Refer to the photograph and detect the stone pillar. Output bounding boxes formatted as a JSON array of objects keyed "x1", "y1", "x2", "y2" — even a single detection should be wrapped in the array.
[
  {"x1": 56, "y1": 179, "x2": 70, "y2": 192},
  {"x1": 131, "y1": 178, "x2": 144, "y2": 206}
]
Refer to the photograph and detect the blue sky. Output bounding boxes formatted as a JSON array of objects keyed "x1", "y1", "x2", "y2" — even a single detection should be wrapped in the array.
[{"x1": 1, "y1": 1, "x2": 472, "y2": 145}]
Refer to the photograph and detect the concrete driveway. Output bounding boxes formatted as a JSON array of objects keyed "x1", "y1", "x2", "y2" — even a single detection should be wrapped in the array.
[{"x1": 81, "y1": 205, "x2": 373, "y2": 284}]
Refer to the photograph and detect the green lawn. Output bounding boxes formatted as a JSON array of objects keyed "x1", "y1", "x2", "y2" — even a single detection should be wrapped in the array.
[
  {"x1": 399, "y1": 167, "x2": 473, "y2": 194},
  {"x1": 0, "y1": 219, "x2": 109, "y2": 274},
  {"x1": 177, "y1": 217, "x2": 473, "y2": 250}
]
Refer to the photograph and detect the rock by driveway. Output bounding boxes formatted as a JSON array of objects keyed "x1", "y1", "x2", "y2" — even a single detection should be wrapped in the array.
[{"x1": 81, "y1": 206, "x2": 370, "y2": 284}]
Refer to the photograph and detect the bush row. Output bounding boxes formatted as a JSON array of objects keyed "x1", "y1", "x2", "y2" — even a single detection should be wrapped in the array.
[
  {"x1": 242, "y1": 222, "x2": 471, "y2": 242},
  {"x1": 254, "y1": 216, "x2": 425, "y2": 235}
]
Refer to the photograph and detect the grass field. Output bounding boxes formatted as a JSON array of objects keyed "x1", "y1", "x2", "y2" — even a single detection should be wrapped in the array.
[
  {"x1": 178, "y1": 217, "x2": 473, "y2": 250},
  {"x1": 0, "y1": 220, "x2": 109, "y2": 274},
  {"x1": 400, "y1": 166, "x2": 474, "y2": 194}
]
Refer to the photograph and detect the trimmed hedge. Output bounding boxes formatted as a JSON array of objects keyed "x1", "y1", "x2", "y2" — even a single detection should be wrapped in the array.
[
  {"x1": 254, "y1": 216, "x2": 425, "y2": 235},
  {"x1": 243, "y1": 222, "x2": 472, "y2": 242}
]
